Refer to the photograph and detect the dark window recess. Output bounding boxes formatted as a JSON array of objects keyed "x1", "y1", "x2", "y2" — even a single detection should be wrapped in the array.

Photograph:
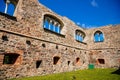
[
  {"x1": 36, "y1": 60, "x2": 42, "y2": 68},
  {"x1": 98, "y1": 59, "x2": 105, "y2": 64},
  {"x1": 76, "y1": 58, "x2": 80, "y2": 63},
  {"x1": 26, "y1": 40, "x2": 31, "y2": 45},
  {"x1": 53, "y1": 56, "x2": 60, "y2": 65},
  {"x1": 65, "y1": 48, "x2": 67, "y2": 50},
  {"x1": 74, "y1": 50, "x2": 75, "y2": 52},
  {"x1": 42, "y1": 43, "x2": 46, "y2": 48},
  {"x1": 56, "y1": 45, "x2": 58, "y2": 49},
  {"x1": 68, "y1": 61, "x2": 70, "y2": 66},
  {"x1": 3, "y1": 53, "x2": 19, "y2": 64},
  {"x1": 2, "y1": 35, "x2": 8, "y2": 41}
]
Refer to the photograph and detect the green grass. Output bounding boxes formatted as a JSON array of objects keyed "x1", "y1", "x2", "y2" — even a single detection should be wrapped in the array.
[{"x1": 10, "y1": 68, "x2": 120, "y2": 80}]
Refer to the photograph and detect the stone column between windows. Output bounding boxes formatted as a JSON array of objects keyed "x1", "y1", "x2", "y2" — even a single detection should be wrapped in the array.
[{"x1": 5, "y1": 0, "x2": 10, "y2": 13}]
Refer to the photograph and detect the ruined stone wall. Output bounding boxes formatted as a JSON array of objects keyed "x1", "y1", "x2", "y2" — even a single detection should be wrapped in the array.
[
  {"x1": 0, "y1": 0, "x2": 88, "y2": 79},
  {"x1": 86, "y1": 25, "x2": 120, "y2": 68},
  {"x1": 0, "y1": 0, "x2": 120, "y2": 79}
]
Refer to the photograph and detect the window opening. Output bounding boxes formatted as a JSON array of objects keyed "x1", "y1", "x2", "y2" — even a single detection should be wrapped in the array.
[
  {"x1": 76, "y1": 57, "x2": 80, "y2": 63},
  {"x1": 26, "y1": 40, "x2": 31, "y2": 45},
  {"x1": 2, "y1": 35, "x2": 8, "y2": 41},
  {"x1": 53, "y1": 56, "x2": 60, "y2": 65},
  {"x1": 43, "y1": 15, "x2": 63, "y2": 34},
  {"x1": 3, "y1": 53, "x2": 19, "y2": 64},
  {"x1": 75, "y1": 30, "x2": 85, "y2": 42},
  {"x1": 75, "y1": 57, "x2": 80, "y2": 65},
  {"x1": 0, "y1": 0, "x2": 18, "y2": 16},
  {"x1": 36, "y1": 60, "x2": 42, "y2": 68},
  {"x1": 94, "y1": 31, "x2": 104, "y2": 42},
  {"x1": 56, "y1": 45, "x2": 58, "y2": 49},
  {"x1": 42, "y1": 43, "x2": 46, "y2": 48},
  {"x1": 68, "y1": 61, "x2": 70, "y2": 66},
  {"x1": 98, "y1": 59, "x2": 105, "y2": 64}
]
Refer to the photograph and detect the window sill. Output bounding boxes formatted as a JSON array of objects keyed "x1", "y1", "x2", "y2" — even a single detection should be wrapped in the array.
[
  {"x1": 0, "y1": 12, "x2": 17, "y2": 21},
  {"x1": 94, "y1": 41, "x2": 104, "y2": 43},
  {"x1": 76, "y1": 40, "x2": 87, "y2": 45},
  {"x1": 44, "y1": 28, "x2": 65, "y2": 38}
]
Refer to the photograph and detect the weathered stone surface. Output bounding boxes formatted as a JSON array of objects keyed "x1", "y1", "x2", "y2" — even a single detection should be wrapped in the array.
[{"x1": 0, "y1": 0, "x2": 120, "y2": 79}]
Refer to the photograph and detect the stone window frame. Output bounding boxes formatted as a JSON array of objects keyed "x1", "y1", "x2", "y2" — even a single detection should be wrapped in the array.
[
  {"x1": 0, "y1": 0, "x2": 19, "y2": 16},
  {"x1": 94, "y1": 30, "x2": 104, "y2": 42},
  {"x1": 43, "y1": 14, "x2": 65, "y2": 36},
  {"x1": 75, "y1": 29, "x2": 86, "y2": 42}
]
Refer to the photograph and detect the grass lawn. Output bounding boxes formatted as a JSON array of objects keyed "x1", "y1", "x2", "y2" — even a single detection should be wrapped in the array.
[{"x1": 10, "y1": 68, "x2": 120, "y2": 80}]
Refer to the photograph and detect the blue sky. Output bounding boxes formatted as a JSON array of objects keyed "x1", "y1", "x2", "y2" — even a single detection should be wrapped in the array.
[
  {"x1": 39, "y1": 0, "x2": 120, "y2": 28},
  {"x1": 0, "y1": 0, "x2": 120, "y2": 28}
]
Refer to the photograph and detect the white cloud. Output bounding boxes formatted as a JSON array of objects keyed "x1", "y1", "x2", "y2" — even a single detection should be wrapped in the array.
[
  {"x1": 82, "y1": 24, "x2": 85, "y2": 27},
  {"x1": 91, "y1": 0, "x2": 98, "y2": 7},
  {"x1": 76, "y1": 22, "x2": 81, "y2": 26},
  {"x1": 76, "y1": 22, "x2": 99, "y2": 29}
]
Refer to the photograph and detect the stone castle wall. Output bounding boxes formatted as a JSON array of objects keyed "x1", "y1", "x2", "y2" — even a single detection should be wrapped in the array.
[{"x1": 0, "y1": 0, "x2": 120, "y2": 79}]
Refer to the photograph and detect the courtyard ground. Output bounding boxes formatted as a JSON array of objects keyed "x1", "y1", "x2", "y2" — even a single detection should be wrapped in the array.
[{"x1": 10, "y1": 68, "x2": 120, "y2": 80}]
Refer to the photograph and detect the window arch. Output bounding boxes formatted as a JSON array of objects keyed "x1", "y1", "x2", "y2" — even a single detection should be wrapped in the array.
[
  {"x1": 75, "y1": 30, "x2": 85, "y2": 42},
  {"x1": 43, "y1": 14, "x2": 64, "y2": 34},
  {"x1": 94, "y1": 31, "x2": 104, "y2": 42},
  {"x1": 0, "y1": 0, "x2": 19, "y2": 16}
]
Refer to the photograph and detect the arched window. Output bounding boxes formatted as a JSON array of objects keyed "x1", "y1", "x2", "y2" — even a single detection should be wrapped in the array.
[
  {"x1": 0, "y1": 0, "x2": 18, "y2": 16},
  {"x1": 75, "y1": 30, "x2": 85, "y2": 42},
  {"x1": 43, "y1": 14, "x2": 63, "y2": 34},
  {"x1": 94, "y1": 31, "x2": 104, "y2": 42}
]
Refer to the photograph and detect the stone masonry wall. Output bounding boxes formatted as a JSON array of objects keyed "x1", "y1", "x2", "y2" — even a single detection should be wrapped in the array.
[
  {"x1": 86, "y1": 25, "x2": 120, "y2": 68},
  {"x1": 0, "y1": 0, "x2": 120, "y2": 79}
]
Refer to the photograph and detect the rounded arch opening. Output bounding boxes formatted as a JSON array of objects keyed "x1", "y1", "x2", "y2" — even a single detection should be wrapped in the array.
[
  {"x1": 94, "y1": 30, "x2": 104, "y2": 42},
  {"x1": 43, "y1": 14, "x2": 64, "y2": 34},
  {"x1": 75, "y1": 29, "x2": 86, "y2": 42}
]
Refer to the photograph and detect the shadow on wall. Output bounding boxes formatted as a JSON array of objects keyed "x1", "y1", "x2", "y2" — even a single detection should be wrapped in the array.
[{"x1": 111, "y1": 67, "x2": 120, "y2": 75}]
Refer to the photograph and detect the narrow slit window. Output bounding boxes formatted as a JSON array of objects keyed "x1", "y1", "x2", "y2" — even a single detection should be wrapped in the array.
[{"x1": 68, "y1": 61, "x2": 70, "y2": 66}]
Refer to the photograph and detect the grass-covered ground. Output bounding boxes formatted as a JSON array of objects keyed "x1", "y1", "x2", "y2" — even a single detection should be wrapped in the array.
[{"x1": 10, "y1": 68, "x2": 120, "y2": 80}]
